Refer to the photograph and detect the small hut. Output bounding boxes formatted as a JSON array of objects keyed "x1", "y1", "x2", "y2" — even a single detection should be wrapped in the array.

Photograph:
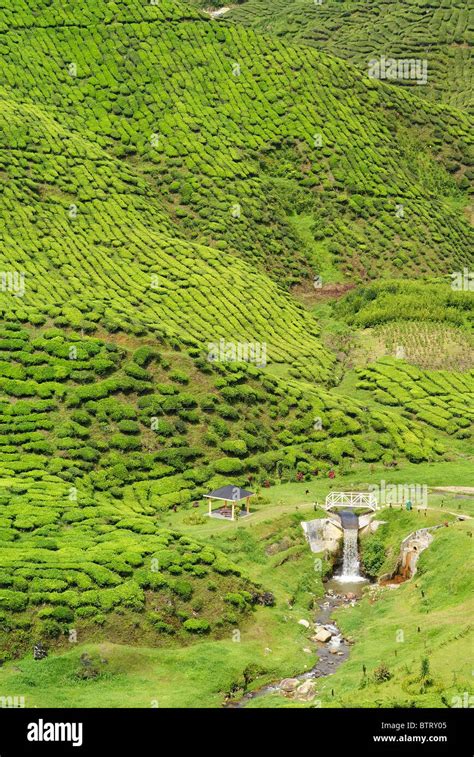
[{"x1": 204, "y1": 485, "x2": 254, "y2": 521}]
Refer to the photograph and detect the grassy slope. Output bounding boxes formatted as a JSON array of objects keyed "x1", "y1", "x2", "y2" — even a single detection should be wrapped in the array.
[
  {"x1": 0, "y1": 0, "x2": 472, "y2": 708},
  {"x1": 0, "y1": 96, "x2": 329, "y2": 369},
  {"x1": 327, "y1": 517, "x2": 474, "y2": 709},
  {"x1": 0, "y1": 511, "x2": 325, "y2": 707},
  {"x1": 246, "y1": 508, "x2": 473, "y2": 708},
  {"x1": 0, "y1": 315, "x2": 469, "y2": 661},
  {"x1": 1, "y1": 491, "x2": 471, "y2": 707}
]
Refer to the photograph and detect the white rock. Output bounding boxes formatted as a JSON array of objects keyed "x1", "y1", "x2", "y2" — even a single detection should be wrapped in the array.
[
  {"x1": 314, "y1": 628, "x2": 332, "y2": 643},
  {"x1": 280, "y1": 678, "x2": 299, "y2": 692},
  {"x1": 298, "y1": 619, "x2": 310, "y2": 628},
  {"x1": 296, "y1": 680, "x2": 317, "y2": 701}
]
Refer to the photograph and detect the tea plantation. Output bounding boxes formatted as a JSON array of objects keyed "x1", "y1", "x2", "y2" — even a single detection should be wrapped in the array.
[
  {"x1": 224, "y1": 0, "x2": 473, "y2": 110},
  {"x1": 0, "y1": 0, "x2": 472, "y2": 290},
  {"x1": 0, "y1": 0, "x2": 472, "y2": 709},
  {"x1": 0, "y1": 298, "x2": 465, "y2": 661}
]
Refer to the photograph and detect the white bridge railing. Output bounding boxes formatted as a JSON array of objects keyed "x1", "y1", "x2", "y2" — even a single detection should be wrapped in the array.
[{"x1": 325, "y1": 491, "x2": 378, "y2": 512}]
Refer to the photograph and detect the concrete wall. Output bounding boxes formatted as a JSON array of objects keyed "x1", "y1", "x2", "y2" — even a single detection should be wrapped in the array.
[
  {"x1": 301, "y1": 518, "x2": 342, "y2": 554},
  {"x1": 379, "y1": 525, "x2": 442, "y2": 582}
]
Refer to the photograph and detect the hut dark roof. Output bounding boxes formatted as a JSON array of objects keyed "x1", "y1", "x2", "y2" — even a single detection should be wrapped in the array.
[{"x1": 204, "y1": 485, "x2": 254, "y2": 501}]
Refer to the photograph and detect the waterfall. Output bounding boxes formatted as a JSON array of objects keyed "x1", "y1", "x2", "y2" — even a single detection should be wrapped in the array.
[
  {"x1": 335, "y1": 510, "x2": 365, "y2": 583},
  {"x1": 340, "y1": 528, "x2": 360, "y2": 580}
]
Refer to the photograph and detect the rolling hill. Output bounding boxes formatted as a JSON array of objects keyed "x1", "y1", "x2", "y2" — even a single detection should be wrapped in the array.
[
  {"x1": 223, "y1": 0, "x2": 473, "y2": 111},
  {"x1": 0, "y1": 0, "x2": 472, "y2": 292}
]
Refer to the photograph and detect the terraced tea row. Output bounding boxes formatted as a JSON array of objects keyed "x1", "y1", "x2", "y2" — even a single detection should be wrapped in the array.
[
  {"x1": 0, "y1": 317, "x2": 453, "y2": 657},
  {"x1": 357, "y1": 358, "x2": 474, "y2": 439},
  {"x1": 0, "y1": 322, "x2": 445, "y2": 497},
  {"x1": 0, "y1": 96, "x2": 335, "y2": 370}
]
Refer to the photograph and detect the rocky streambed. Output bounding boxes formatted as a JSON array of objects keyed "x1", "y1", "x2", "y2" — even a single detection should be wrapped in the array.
[{"x1": 224, "y1": 590, "x2": 358, "y2": 708}]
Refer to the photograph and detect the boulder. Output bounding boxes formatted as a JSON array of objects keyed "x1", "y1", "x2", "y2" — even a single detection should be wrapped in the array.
[
  {"x1": 295, "y1": 680, "x2": 317, "y2": 701},
  {"x1": 345, "y1": 592, "x2": 356, "y2": 600},
  {"x1": 280, "y1": 678, "x2": 299, "y2": 693},
  {"x1": 298, "y1": 619, "x2": 310, "y2": 628},
  {"x1": 314, "y1": 628, "x2": 332, "y2": 643},
  {"x1": 33, "y1": 642, "x2": 48, "y2": 661}
]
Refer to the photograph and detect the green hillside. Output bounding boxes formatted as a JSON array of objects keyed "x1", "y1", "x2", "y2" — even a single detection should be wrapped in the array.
[
  {"x1": 0, "y1": 94, "x2": 332, "y2": 371},
  {"x1": 0, "y1": 0, "x2": 472, "y2": 712},
  {"x1": 223, "y1": 0, "x2": 473, "y2": 111},
  {"x1": 243, "y1": 508, "x2": 474, "y2": 709},
  {"x1": 0, "y1": 0, "x2": 472, "y2": 290}
]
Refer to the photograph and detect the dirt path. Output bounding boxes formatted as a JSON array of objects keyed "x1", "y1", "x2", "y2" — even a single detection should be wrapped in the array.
[
  {"x1": 432, "y1": 487, "x2": 474, "y2": 495},
  {"x1": 204, "y1": 6, "x2": 231, "y2": 19}
]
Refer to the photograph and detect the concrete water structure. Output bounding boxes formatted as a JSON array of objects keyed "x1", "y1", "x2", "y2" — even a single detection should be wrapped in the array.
[{"x1": 380, "y1": 526, "x2": 442, "y2": 583}]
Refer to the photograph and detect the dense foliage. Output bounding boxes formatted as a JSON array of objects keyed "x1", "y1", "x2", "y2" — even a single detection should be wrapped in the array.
[{"x1": 224, "y1": 0, "x2": 473, "y2": 110}]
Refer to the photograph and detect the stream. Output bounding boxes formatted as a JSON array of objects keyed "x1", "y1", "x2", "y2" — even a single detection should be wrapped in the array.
[
  {"x1": 225, "y1": 511, "x2": 368, "y2": 708},
  {"x1": 224, "y1": 590, "x2": 358, "y2": 708},
  {"x1": 223, "y1": 506, "x2": 463, "y2": 707}
]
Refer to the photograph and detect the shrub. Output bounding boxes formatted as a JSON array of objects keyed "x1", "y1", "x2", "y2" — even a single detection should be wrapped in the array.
[
  {"x1": 76, "y1": 606, "x2": 98, "y2": 618},
  {"x1": 41, "y1": 620, "x2": 63, "y2": 638},
  {"x1": 0, "y1": 590, "x2": 28, "y2": 611},
  {"x1": 224, "y1": 592, "x2": 249, "y2": 609},
  {"x1": 191, "y1": 565, "x2": 208, "y2": 577},
  {"x1": 213, "y1": 557, "x2": 237, "y2": 575},
  {"x1": 214, "y1": 457, "x2": 244, "y2": 474},
  {"x1": 117, "y1": 419, "x2": 140, "y2": 434},
  {"x1": 373, "y1": 664, "x2": 392, "y2": 683},
  {"x1": 168, "y1": 564, "x2": 183, "y2": 575},
  {"x1": 183, "y1": 619, "x2": 210, "y2": 634},
  {"x1": 362, "y1": 538, "x2": 385, "y2": 577},
  {"x1": 220, "y1": 439, "x2": 248, "y2": 457},
  {"x1": 70, "y1": 410, "x2": 92, "y2": 426},
  {"x1": 133, "y1": 347, "x2": 157, "y2": 366},
  {"x1": 170, "y1": 369, "x2": 189, "y2": 384},
  {"x1": 148, "y1": 616, "x2": 175, "y2": 634},
  {"x1": 172, "y1": 579, "x2": 193, "y2": 601},
  {"x1": 217, "y1": 404, "x2": 239, "y2": 420},
  {"x1": 51, "y1": 606, "x2": 74, "y2": 623},
  {"x1": 109, "y1": 434, "x2": 141, "y2": 451},
  {"x1": 124, "y1": 363, "x2": 150, "y2": 380},
  {"x1": 138, "y1": 570, "x2": 168, "y2": 590}
]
